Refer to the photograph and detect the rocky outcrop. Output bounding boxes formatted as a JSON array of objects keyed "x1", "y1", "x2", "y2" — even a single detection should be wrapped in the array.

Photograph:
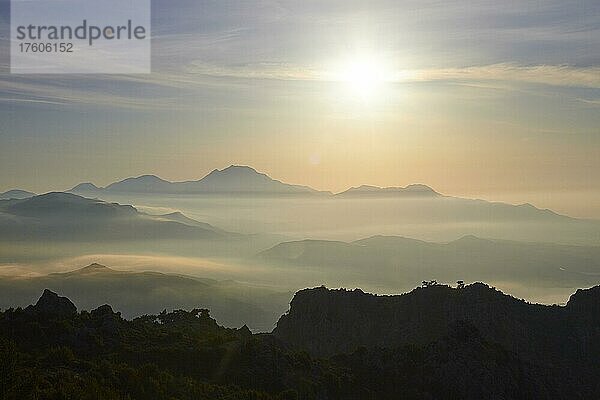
[
  {"x1": 567, "y1": 286, "x2": 600, "y2": 319},
  {"x1": 273, "y1": 283, "x2": 600, "y2": 363},
  {"x1": 27, "y1": 289, "x2": 77, "y2": 317}
]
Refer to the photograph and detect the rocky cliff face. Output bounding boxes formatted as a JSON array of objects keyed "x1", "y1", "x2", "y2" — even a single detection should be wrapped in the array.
[{"x1": 273, "y1": 283, "x2": 599, "y2": 365}]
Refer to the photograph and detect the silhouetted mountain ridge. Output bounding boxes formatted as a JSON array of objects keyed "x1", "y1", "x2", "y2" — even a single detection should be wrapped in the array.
[
  {"x1": 0, "y1": 189, "x2": 36, "y2": 200},
  {"x1": 105, "y1": 174, "x2": 173, "y2": 192},
  {"x1": 274, "y1": 283, "x2": 600, "y2": 365},
  {"x1": 258, "y1": 235, "x2": 600, "y2": 294},
  {"x1": 59, "y1": 165, "x2": 598, "y2": 234},
  {"x1": 70, "y1": 182, "x2": 101, "y2": 192},
  {"x1": 337, "y1": 183, "x2": 441, "y2": 197},
  {"x1": 0, "y1": 192, "x2": 229, "y2": 241},
  {"x1": 6, "y1": 192, "x2": 138, "y2": 219},
  {"x1": 65, "y1": 263, "x2": 116, "y2": 275},
  {"x1": 71, "y1": 165, "x2": 326, "y2": 195}
]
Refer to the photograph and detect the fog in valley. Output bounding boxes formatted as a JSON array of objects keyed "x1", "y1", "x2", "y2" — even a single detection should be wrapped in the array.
[
  {"x1": 1, "y1": 171, "x2": 599, "y2": 331},
  {"x1": 86, "y1": 193, "x2": 600, "y2": 245}
]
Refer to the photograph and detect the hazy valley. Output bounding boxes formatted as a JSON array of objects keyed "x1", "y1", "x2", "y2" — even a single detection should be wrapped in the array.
[
  {"x1": 67, "y1": 166, "x2": 600, "y2": 246},
  {"x1": 1, "y1": 165, "x2": 599, "y2": 317}
]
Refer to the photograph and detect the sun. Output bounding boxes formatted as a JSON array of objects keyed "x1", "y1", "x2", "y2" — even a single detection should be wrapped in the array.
[{"x1": 336, "y1": 56, "x2": 389, "y2": 100}]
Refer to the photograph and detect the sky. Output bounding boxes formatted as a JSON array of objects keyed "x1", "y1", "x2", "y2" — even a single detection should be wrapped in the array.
[{"x1": 0, "y1": 0, "x2": 599, "y2": 218}]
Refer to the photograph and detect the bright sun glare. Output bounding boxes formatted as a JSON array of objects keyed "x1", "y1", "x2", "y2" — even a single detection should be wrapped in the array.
[{"x1": 338, "y1": 56, "x2": 388, "y2": 100}]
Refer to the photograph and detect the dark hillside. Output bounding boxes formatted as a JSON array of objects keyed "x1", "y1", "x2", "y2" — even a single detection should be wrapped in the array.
[{"x1": 1, "y1": 285, "x2": 599, "y2": 399}]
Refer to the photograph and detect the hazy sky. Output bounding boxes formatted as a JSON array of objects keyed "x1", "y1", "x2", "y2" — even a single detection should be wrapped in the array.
[{"x1": 0, "y1": 0, "x2": 599, "y2": 217}]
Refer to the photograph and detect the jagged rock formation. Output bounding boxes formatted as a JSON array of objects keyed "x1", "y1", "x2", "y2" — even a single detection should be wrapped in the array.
[{"x1": 25, "y1": 289, "x2": 77, "y2": 317}]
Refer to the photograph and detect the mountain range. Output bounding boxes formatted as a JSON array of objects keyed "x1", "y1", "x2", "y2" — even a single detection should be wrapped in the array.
[
  {"x1": 65, "y1": 165, "x2": 484, "y2": 200},
  {"x1": 258, "y1": 235, "x2": 600, "y2": 297},
  {"x1": 0, "y1": 166, "x2": 589, "y2": 228},
  {"x1": 0, "y1": 192, "x2": 228, "y2": 241},
  {"x1": 70, "y1": 165, "x2": 326, "y2": 195},
  {"x1": 0, "y1": 166, "x2": 456, "y2": 199},
  {"x1": 61, "y1": 165, "x2": 600, "y2": 242},
  {"x1": 1, "y1": 164, "x2": 591, "y2": 226}
]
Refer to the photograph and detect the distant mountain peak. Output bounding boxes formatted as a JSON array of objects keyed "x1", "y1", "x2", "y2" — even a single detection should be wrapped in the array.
[
  {"x1": 354, "y1": 185, "x2": 380, "y2": 191},
  {"x1": 76, "y1": 165, "x2": 323, "y2": 195},
  {"x1": 78, "y1": 263, "x2": 114, "y2": 274},
  {"x1": 113, "y1": 174, "x2": 169, "y2": 184},
  {"x1": 70, "y1": 182, "x2": 101, "y2": 191},
  {"x1": 224, "y1": 165, "x2": 259, "y2": 173},
  {"x1": 0, "y1": 192, "x2": 227, "y2": 241},
  {"x1": 104, "y1": 174, "x2": 172, "y2": 193},
  {"x1": 5, "y1": 192, "x2": 139, "y2": 222},
  {"x1": 24, "y1": 191, "x2": 83, "y2": 202},
  {"x1": 196, "y1": 165, "x2": 320, "y2": 194},
  {"x1": 204, "y1": 165, "x2": 269, "y2": 179},
  {"x1": 337, "y1": 183, "x2": 440, "y2": 197},
  {"x1": 452, "y1": 235, "x2": 491, "y2": 244},
  {"x1": 405, "y1": 183, "x2": 437, "y2": 192},
  {"x1": 12, "y1": 191, "x2": 128, "y2": 207},
  {"x1": 352, "y1": 235, "x2": 428, "y2": 246},
  {"x1": 136, "y1": 174, "x2": 166, "y2": 181},
  {"x1": 0, "y1": 189, "x2": 36, "y2": 200}
]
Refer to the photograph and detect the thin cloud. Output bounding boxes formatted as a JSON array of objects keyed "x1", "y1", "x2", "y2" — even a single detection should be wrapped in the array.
[
  {"x1": 0, "y1": 62, "x2": 598, "y2": 110},
  {"x1": 411, "y1": 64, "x2": 600, "y2": 89},
  {"x1": 185, "y1": 61, "x2": 600, "y2": 89}
]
